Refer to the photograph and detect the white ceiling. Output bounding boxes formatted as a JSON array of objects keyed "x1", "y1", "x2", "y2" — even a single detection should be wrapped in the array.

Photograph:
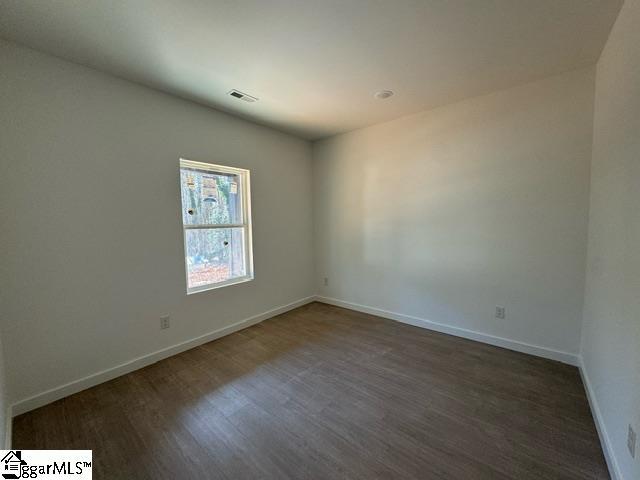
[{"x1": 0, "y1": 0, "x2": 622, "y2": 140}]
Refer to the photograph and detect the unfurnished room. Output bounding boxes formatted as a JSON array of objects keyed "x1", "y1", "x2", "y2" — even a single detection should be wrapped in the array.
[{"x1": 0, "y1": 1, "x2": 638, "y2": 479}]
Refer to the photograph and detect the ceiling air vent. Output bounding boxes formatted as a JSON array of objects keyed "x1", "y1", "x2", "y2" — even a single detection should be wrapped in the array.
[{"x1": 228, "y1": 89, "x2": 258, "y2": 103}]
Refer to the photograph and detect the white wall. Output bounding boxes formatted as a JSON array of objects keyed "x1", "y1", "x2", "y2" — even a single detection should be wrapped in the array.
[
  {"x1": 0, "y1": 41, "x2": 315, "y2": 409},
  {"x1": 313, "y1": 67, "x2": 595, "y2": 359},
  {"x1": 581, "y1": 0, "x2": 640, "y2": 478}
]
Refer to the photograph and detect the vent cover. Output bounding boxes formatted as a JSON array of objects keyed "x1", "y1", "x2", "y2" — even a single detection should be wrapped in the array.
[{"x1": 228, "y1": 89, "x2": 258, "y2": 103}]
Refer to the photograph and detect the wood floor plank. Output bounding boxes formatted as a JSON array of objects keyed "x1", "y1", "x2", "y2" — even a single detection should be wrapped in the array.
[{"x1": 13, "y1": 302, "x2": 609, "y2": 479}]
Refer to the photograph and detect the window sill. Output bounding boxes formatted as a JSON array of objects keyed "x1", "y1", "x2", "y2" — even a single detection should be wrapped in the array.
[{"x1": 186, "y1": 275, "x2": 254, "y2": 295}]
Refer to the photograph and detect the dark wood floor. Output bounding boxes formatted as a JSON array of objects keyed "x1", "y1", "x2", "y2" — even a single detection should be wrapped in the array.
[{"x1": 14, "y1": 302, "x2": 609, "y2": 479}]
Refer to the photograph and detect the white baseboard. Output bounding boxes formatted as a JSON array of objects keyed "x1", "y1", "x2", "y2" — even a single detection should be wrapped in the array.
[
  {"x1": 314, "y1": 296, "x2": 579, "y2": 366},
  {"x1": 578, "y1": 357, "x2": 623, "y2": 480},
  {"x1": 9, "y1": 294, "x2": 618, "y2": 480},
  {"x1": 4, "y1": 405, "x2": 11, "y2": 449},
  {"x1": 11, "y1": 296, "x2": 316, "y2": 417}
]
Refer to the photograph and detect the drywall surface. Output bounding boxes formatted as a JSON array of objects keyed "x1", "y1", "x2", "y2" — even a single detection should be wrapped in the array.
[
  {"x1": 581, "y1": 0, "x2": 640, "y2": 478},
  {"x1": 0, "y1": 41, "x2": 314, "y2": 405},
  {"x1": 313, "y1": 67, "x2": 595, "y2": 357}
]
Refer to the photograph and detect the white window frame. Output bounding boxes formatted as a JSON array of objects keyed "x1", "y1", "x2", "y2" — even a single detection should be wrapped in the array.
[{"x1": 180, "y1": 158, "x2": 254, "y2": 294}]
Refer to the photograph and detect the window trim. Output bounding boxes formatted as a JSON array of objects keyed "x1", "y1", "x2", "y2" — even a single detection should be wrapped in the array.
[{"x1": 180, "y1": 158, "x2": 254, "y2": 295}]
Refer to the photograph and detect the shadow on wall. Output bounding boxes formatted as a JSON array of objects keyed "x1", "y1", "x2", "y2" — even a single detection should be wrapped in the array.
[{"x1": 315, "y1": 69, "x2": 593, "y2": 354}]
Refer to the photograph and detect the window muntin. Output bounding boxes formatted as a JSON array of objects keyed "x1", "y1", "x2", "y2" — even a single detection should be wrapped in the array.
[{"x1": 180, "y1": 159, "x2": 253, "y2": 293}]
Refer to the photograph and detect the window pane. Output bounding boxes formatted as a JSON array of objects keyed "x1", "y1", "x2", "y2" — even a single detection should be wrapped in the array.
[
  {"x1": 185, "y1": 227, "x2": 246, "y2": 289},
  {"x1": 180, "y1": 168, "x2": 241, "y2": 225}
]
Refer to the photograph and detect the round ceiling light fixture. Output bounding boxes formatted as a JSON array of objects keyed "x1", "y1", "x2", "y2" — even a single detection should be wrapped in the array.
[{"x1": 374, "y1": 90, "x2": 394, "y2": 99}]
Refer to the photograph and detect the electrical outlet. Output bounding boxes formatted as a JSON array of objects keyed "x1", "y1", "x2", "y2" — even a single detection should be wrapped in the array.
[
  {"x1": 323, "y1": 277, "x2": 329, "y2": 287},
  {"x1": 160, "y1": 314, "x2": 170, "y2": 330},
  {"x1": 628, "y1": 424, "x2": 636, "y2": 459},
  {"x1": 495, "y1": 306, "x2": 506, "y2": 319}
]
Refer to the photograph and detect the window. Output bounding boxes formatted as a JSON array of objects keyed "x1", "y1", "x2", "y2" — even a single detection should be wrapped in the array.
[{"x1": 179, "y1": 159, "x2": 253, "y2": 294}]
